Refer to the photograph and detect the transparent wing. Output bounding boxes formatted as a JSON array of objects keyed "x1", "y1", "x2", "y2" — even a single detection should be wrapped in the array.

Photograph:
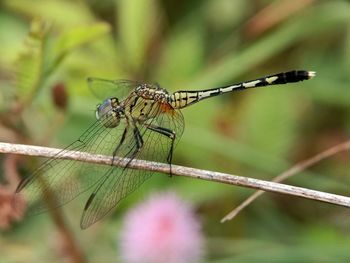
[
  {"x1": 87, "y1": 78, "x2": 142, "y2": 101},
  {"x1": 15, "y1": 114, "x2": 128, "y2": 215},
  {"x1": 80, "y1": 101, "x2": 184, "y2": 228}
]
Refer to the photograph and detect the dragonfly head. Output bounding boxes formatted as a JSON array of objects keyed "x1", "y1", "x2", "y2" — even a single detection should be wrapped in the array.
[{"x1": 95, "y1": 97, "x2": 121, "y2": 128}]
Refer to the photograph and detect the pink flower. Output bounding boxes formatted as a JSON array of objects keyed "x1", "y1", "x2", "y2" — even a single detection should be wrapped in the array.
[
  {"x1": 0, "y1": 185, "x2": 25, "y2": 229},
  {"x1": 120, "y1": 191, "x2": 204, "y2": 263},
  {"x1": 0, "y1": 155, "x2": 26, "y2": 230}
]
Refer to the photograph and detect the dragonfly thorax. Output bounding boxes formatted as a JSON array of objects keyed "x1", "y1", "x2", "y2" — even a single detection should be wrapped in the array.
[
  {"x1": 96, "y1": 97, "x2": 124, "y2": 128},
  {"x1": 135, "y1": 83, "x2": 169, "y2": 103}
]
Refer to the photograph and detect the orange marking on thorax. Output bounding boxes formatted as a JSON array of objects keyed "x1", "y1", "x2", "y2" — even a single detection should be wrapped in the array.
[{"x1": 159, "y1": 102, "x2": 174, "y2": 114}]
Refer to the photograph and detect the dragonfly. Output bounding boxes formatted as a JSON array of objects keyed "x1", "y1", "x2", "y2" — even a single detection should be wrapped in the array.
[{"x1": 15, "y1": 70, "x2": 315, "y2": 229}]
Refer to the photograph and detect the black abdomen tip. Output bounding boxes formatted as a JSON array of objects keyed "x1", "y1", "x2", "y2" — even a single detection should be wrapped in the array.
[
  {"x1": 291, "y1": 70, "x2": 316, "y2": 80},
  {"x1": 280, "y1": 70, "x2": 316, "y2": 84}
]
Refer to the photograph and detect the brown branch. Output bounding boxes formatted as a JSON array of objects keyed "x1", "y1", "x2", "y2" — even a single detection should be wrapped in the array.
[
  {"x1": 50, "y1": 206, "x2": 86, "y2": 263},
  {"x1": 221, "y1": 140, "x2": 350, "y2": 223},
  {"x1": 1, "y1": 142, "x2": 350, "y2": 210},
  {"x1": 244, "y1": 0, "x2": 314, "y2": 39}
]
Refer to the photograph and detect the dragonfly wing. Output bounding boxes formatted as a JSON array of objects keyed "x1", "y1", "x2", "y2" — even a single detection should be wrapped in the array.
[
  {"x1": 80, "y1": 102, "x2": 184, "y2": 228},
  {"x1": 80, "y1": 150, "x2": 151, "y2": 229},
  {"x1": 87, "y1": 78, "x2": 141, "y2": 101},
  {"x1": 80, "y1": 122, "x2": 149, "y2": 229},
  {"x1": 15, "y1": 114, "x2": 128, "y2": 215}
]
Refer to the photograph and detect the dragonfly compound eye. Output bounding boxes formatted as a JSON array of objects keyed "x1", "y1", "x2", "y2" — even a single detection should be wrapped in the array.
[{"x1": 95, "y1": 97, "x2": 121, "y2": 128}]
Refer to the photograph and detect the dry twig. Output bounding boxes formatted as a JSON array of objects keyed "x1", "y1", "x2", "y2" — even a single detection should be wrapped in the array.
[
  {"x1": 0, "y1": 142, "x2": 350, "y2": 211},
  {"x1": 221, "y1": 140, "x2": 350, "y2": 223}
]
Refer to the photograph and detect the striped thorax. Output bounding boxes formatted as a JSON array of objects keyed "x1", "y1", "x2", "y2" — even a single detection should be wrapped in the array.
[{"x1": 135, "y1": 83, "x2": 169, "y2": 103}]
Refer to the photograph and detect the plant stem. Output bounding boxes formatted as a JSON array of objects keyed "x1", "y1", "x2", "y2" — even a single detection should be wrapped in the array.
[{"x1": 1, "y1": 142, "x2": 350, "y2": 209}]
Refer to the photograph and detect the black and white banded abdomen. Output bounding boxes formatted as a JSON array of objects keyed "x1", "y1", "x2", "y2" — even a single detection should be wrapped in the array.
[{"x1": 169, "y1": 70, "x2": 315, "y2": 109}]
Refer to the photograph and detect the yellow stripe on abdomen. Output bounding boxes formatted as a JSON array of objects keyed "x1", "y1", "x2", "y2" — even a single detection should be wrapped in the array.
[{"x1": 170, "y1": 92, "x2": 199, "y2": 109}]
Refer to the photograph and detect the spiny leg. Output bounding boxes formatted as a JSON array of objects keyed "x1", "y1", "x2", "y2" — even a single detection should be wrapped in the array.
[
  {"x1": 83, "y1": 125, "x2": 144, "y2": 213},
  {"x1": 146, "y1": 124, "x2": 176, "y2": 177},
  {"x1": 132, "y1": 126, "x2": 144, "y2": 159},
  {"x1": 121, "y1": 125, "x2": 144, "y2": 168},
  {"x1": 115, "y1": 124, "x2": 144, "y2": 167},
  {"x1": 112, "y1": 127, "x2": 128, "y2": 165}
]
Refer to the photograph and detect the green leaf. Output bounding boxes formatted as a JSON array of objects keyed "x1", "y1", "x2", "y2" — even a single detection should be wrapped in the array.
[
  {"x1": 15, "y1": 18, "x2": 48, "y2": 99},
  {"x1": 154, "y1": 20, "x2": 205, "y2": 86},
  {"x1": 3, "y1": 0, "x2": 93, "y2": 28},
  {"x1": 239, "y1": 89, "x2": 298, "y2": 158},
  {"x1": 116, "y1": 0, "x2": 161, "y2": 72},
  {"x1": 51, "y1": 22, "x2": 111, "y2": 74},
  {"x1": 54, "y1": 22, "x2": 111, "y2": 56}
]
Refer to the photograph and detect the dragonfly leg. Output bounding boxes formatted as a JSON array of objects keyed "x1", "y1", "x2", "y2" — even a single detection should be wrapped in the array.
[
  {"x1": 82, "y1": 126, "x2": 144, "y2": 217},
  {"x1": 133, "y1": 126, "x2": 144, "y2": 156},
  {"x1": 146, "y1": 124, "x2": 176, "y2": 177},
  {"x1": 111, "y1": 125, "x2": 143, "y2": 168},
  {"x1": 112, "y1": 127, "x2": 128, "y2": 165},
  {"x1": 122, "y1": 126, "x2": 144, "y2": 167}
]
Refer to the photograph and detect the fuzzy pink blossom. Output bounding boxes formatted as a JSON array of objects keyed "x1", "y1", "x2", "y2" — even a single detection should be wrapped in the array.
[
  {"x1": 119, "y1": 191, "x2": 204, "y2": 263},
  {"x1": 0, "y1": 185, "x2": 25, "y2": 229}
]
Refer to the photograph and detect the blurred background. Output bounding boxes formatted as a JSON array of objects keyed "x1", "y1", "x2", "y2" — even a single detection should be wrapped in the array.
[{"x1": 0, "y1": 0, "x2": 350, "y2": 262}]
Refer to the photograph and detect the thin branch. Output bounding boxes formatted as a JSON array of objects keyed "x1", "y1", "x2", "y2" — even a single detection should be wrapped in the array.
[
  {"x1": 49, "y1": 206, "x2": 86, "y2": 263},
  {"x1": 1, "y1": 142, "x2": 350, "y2": 209},
  {"x1": 221, "y1": 140, "x2": 350, "y2": 223},
  {"x1": 244, "y1": 0, "x2": 314, "y2": 38}
]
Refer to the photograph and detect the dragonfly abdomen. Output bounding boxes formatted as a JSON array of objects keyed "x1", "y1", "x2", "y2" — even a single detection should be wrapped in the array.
[
  {"x1": 170, "y1": 70, "x2": 315, "y2": 109},
  {"x1": 169, "y1": 91, "x2": 198, "y2": 109},
  {"x1": 250, "y1": 70, "x2": 315, "y2": 86}
]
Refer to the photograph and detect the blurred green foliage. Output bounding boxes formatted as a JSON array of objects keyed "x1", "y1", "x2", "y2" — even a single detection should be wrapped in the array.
[{"x1": 0, "y1": 0, "x2": 350, "y2": 262}]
